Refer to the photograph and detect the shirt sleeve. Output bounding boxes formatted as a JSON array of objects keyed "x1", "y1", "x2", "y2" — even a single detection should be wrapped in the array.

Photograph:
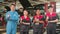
[{"x1": 5, "y1": 12, "x2": 10, "y2": 21}]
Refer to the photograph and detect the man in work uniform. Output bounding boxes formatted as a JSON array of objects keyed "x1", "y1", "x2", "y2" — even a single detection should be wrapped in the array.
[{"x1": 5, "y1": 4, "x2": 19, "y2": 34}]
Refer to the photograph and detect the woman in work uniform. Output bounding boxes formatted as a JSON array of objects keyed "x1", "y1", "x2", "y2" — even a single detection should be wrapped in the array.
[
  {"x1": 33, "y1": 9, "x2": 45, "y2": 34},
  {"x1": 20, "y1": 9, "x2": 31, "y2": 34},
  {"x1": 46, "y1": 6, "x2": 58, "y2": 34}
]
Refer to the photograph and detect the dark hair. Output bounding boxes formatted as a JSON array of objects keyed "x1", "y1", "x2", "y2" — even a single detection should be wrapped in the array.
[
  {"x1": 36, "y1": 8, "x2": 40, "y2": 11},
  {"x1": 35, "y1": 8, "x2": 40, "y2": 15},
  {"x1": 23, "y1": 9, "x2": 30, "y2": 14},
  {"x1": 10, "y1": 4, "x2": 16, "y2": 7},
  {"x1": 23, "y1": 9, "x2": 27, "y2": 11},
  {"x1": 48, "y1": 6, "x2": 53, "y2": 9},
  {"x1": 36, "y1": 8, "x2": 40, "y2": 10}
]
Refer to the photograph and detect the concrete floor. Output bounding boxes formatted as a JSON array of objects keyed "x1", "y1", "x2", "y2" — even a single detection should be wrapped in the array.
[
  {"x1": 0, "y1": 25, "x2": 47, "y2": 34},
  {"x1": 2, "y1": 32, "x2": 20, "y2": 34},
  {"x1": 1, "y1": 30, "x2": 47, "y2": 34}
]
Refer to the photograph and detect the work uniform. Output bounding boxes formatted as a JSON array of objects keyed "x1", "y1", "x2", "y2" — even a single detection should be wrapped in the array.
[
  {"x1": 5, "y1": 11, "x2": 19, "y2": 34},
  {"x1": 33, "y1": 15, "x2": 44, "y2": 34},
  {"x1": 20, "y1": 16, "x2": 31, "y2": 34},
  {"x1": 46, "y1": 12, "x2": 58, "y2": 34}
]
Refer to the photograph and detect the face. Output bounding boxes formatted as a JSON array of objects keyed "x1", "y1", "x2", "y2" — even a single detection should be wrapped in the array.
[
  {"x1": 23, "y1": 10, "x2": 28, "y2": 16},
  {"x1": 48, "y1": 7, "x2": 53, "y2": 12},
  {"x1": 36, "y1": 9, "x2": 40, "y2": 15},
  {"x1": 10, "y1": 5, "x2": 15, "y2": 11}
]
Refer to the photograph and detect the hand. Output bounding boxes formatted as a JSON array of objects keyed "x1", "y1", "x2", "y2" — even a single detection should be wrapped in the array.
[
  {"x1": 46, "y1": 16, "x2": 49, "y2": 21},
  {"x1": 48, "y1": 19, "x2": 58, "y2": 23},
  {"x1": 22, "y1": 22, "x2": 30, "y2": 25},
  {"x1": 20, "y1": 21, "x2": 24, "y2": 24},
  {"x1": 7, "y1": 14, "x2": 10, "y2": 18},
  {"x1": 36, "y1": 19, "x2": 39, "y2": 22},
  {"x1": 35, "y1": 23, "x2": 39, "y2": 25},
  {"x1": 39, "y1": 21, "x2": 44, "y2": 23}
]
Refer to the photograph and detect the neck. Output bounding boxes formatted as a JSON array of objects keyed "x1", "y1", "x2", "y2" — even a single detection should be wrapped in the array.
[
  {"x1": 11, "y1": 10, "x2": 15, "y2": 11},
  {"x1": 50, "y1": 12, "x2": 53, "y2": 13},
  {"x1": 50, "y1": 12, "x2": 53, "y2": 15},
  {"x1": 24, "y1": 15, "x2": 27, "y2": 17},
  {"x1": 36, "y1": 14, "x2": 40, "y2": 17},
  {"x1": 24, "y1": 15, "x2": 27, "y2": 18}
]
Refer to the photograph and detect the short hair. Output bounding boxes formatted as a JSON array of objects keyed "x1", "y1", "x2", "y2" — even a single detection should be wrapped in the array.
[
  {"x1": 36, "y1": 8, "x2": 40, "y2": 12},
  {"x1": 10, "y1": 4, "x2": 16, "y2": 7},
  {"x1": 23, "y1": 9, "x2": 30, "y2": 14},
  {"x1": 48, "y1": 6, "x2": 53, "y2": 9},
  {"x1": 36, "y1": 8, "x2": 40, "y2": 10}
]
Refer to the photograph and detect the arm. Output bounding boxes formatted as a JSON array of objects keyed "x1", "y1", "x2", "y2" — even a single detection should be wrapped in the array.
[
  {"x1": 9, "y1": 12, "x2": 19, "y2": 21},
  {"x1": 20, "y1": 18, "x2": 31, "y2": 25},
  {"x1": 20, "y1": 18, "x2": 24, "y2": 24},
  {"x1": 48, "y1": 19, "x2": 58, "y2": 23},
  {"x1": 46, "y1": 16, "x2": 58, "y2": 23},
  {"x1": 5, "y1": 12, "x2": 10, "y2": 20},
  {"x1": 48, "y1": 14, "x2": 58, "y2": 23},
  {"x1": 46, "y1": 16, "x2": 49, "y2": 22},
  {"x1": 33, "y1": 17, "x2": 39, "y2": 23},
  {"x1": 23, "y1": 23, "x2": 30, "y2": 25},
  {"x1": 39, "y1": 16, "x2": 45, "y2": 23},
  {"x1": 33, "y1": 19, "x2": 36, "y2": 23},
  {"x1": 22, "y1": 19, "x2": 31, "y2": 25},
  {"x1": 39, "y1": 20, "x2": 44, "y2": 23},
  {"x1": 33, "y1": 18, "x2": 44, "y2": 24}
]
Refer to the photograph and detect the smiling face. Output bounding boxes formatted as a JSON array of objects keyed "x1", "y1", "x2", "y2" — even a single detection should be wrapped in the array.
[
  {"x1": 10, "y1": 4, "x2": 15, "y2": 11},
  {"x1": 36, "y1": 9, "x2": 40, "y2": 15},
  {"x1": 23, "y1": 10, "x2": 28, "y2": 16},
  {"x1": 48, "y1": 7, "x2": 53, "y2": 13}
]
